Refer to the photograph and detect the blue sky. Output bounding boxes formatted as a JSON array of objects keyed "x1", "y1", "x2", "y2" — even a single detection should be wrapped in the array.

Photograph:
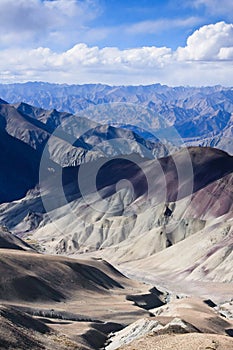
[
  {"x1": 0, "y1": 0, "x2": 232, "y2": 86},
  {"x1": 89, "y1": 0, "x2": 206, "y2": 49}
]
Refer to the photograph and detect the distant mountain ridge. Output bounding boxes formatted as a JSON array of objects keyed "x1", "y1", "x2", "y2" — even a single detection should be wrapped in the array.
[{"x1": 0, "y1": 82, "x2": 232, "y2": 153}]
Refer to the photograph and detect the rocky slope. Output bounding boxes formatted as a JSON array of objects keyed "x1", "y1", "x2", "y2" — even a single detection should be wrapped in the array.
[
  {"x1": 105, "y1": 298, "x2": 233, "y2": 350},
  {"x1": 0, "y1": 232, "x2": 232, "y2": 350},
  {"x1": 0, "y1": 99, "x2": 173, "y2": 203},
  {"x1": 0, "y1": 231, "x2": 164, "y2": 350},
  {"x1": 0, "y1": 97, "x2": 233, "y2": 349},
  {"x1": 0, "y1": 101, "x2": 232, "y2": 286},
  {"x1": 1, "y1": 145, "x2": 232, "y2": 285}
]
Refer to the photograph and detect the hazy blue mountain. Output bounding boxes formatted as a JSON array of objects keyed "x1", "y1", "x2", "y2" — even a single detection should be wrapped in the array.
[{"x1": 0, "y1": 82, "x2": 232, "y2": 153}]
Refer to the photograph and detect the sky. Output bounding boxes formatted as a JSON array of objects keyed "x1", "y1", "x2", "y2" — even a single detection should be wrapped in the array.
[{"x1": 0, "y1": 0, "x2": 232, "y2": 86}]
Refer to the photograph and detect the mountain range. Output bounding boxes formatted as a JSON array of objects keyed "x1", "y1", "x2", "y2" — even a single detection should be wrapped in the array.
[
  {"x1": 0, "y1": 98, "x2": 232, "y2": 282},
  {"x1": 0, "y1": 99, "x2": 171, "y2": 203},
  {"x1": 0, "y1": 91, "x2": 232, "y2": 350},
  {"x1": 0, "y1": 82, "x2": 232, "y2": 154}
]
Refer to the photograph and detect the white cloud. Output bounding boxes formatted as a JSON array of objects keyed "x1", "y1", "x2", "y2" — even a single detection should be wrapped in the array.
[
  {"x1": 126, "y1": 17, "x2": 203, "y2": 35},
  {"x1": 176, "y1": 22, "x2": 233, "y2": 60},
  {"x1": 0, "y1": 44, "x2": 171, "y2": 71},
  {"x1": 218, "y1": 47, "x2": 233, "y2": 60},
  {"x1": 0, "y1": 22, "x2": 232, "y2": 86},
  {"x1": 193, "y1": 0, "x2": 233, "y2": 18}
]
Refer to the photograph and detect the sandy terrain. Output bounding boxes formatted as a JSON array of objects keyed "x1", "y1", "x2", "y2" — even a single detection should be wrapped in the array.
[
  {"x1": 0, "y1": 246, "x2": 160, "y2": 349},
  {"x1": 119, "y1": 333, "x2": 233, "y2": 350},
  {"x1": 105, "y1": 297, "x2": 233, "y2": 349}
]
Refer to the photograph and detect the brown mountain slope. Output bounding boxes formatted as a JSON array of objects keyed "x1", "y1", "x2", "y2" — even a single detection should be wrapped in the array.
[
  {"x1": 0, "y1": 305, "x2": 85, "y2": 350},
  {"x1": 0, "y1": 246, "x2": 161, "y2": 350},
  {"x1": 0, "y1": 147, "x2": 232, "y2": 286},
  {"x1": 28, "y1": 147, "x2": 232, "y2": 262}
]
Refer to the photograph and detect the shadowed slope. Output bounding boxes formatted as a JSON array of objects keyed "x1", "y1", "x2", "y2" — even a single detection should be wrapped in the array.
[
  {"x1": 0, "y1": 128, "x2": 40, "y2": 203},
  {"x1": 0, "y1": 305, "x2": 87, "y2": 350},
  {"x1": 0, "y1": 228, "x2": 34, "y2": 251},
  {"x1": 62, "y1": 146, "x2": 233, "y2": 204},
  {"x1": 0, "y1": 250, "x2": 126, "y2": 303},
  {"x1": 0, "y1": 247, "x2": 155, "y2": 349}
]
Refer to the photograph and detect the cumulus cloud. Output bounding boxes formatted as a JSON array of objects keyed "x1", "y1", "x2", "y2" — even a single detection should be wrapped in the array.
[
  {"x1": 177, "y1": 22, "x2": 233, "y2": 60},
  {"x1": 0, "y1": 22, "x2": 232, "y2": 86},
  {"x1": 0, "y1": 44, "x2": 171, "y2": 72}
]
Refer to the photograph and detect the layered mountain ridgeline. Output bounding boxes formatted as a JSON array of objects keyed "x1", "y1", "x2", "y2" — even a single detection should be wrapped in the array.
[
  {"x1": 0, "y1": 98, "x2": 232, "y2": 286},
  {"x1": 0, "y1": 98, "x2": 233, "y2": 349},
  {"x1": 26, "y1": 148, "x2": 233, "y2": 284},
  {"x1": 1, "y1": 142, "x2": 232, "y2": 284},
  {"x1": 0, "y1": 82, "x2": 232, "y2": 153},
  {"x1": 0, "y1": 99, "x2": 172, "y2": 203}
]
